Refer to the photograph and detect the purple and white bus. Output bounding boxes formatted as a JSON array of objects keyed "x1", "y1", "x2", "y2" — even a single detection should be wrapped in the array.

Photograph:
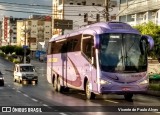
[{"x1": 47, "y1": 22, "x2": 154, "y2": 100}]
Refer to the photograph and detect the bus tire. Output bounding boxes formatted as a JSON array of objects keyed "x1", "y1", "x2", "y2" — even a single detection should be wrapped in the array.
[
  {"x1": 57, "y1": 77, "x2": 63, "y2": 92},
  {"x1": 124, "y1": 94, "x2": 133, "y2": 100},
  {"x1": 85, "y1": 81, "x2": 95, "y2": 100}
]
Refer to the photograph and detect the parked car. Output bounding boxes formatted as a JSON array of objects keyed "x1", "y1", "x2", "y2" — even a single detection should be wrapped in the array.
[
  {"x1": 0, "y1": 71, "x2": 4, "y2": 86},
  {"x1": 13, "y1": 63, "x2": 38, "y2": 84}
]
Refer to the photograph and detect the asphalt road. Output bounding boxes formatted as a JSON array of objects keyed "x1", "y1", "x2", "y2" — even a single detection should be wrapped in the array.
[{"x1": 0, "y1": 57, "x2": 159, "y2": 115}]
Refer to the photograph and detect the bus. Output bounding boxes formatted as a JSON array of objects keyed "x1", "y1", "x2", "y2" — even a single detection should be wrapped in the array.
[{"x1": 47, "y1": 22, "x2": 154, "y2": 100}]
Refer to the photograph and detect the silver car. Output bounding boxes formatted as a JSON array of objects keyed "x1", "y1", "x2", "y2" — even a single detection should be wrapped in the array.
[{"x1": 13, "y1": 64, "x2": 38, "y2": 84}]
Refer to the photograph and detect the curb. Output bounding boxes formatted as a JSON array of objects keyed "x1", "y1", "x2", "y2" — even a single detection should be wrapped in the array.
[{"x1": 145, "y1": 90, "x2": 160, "y2": 97}]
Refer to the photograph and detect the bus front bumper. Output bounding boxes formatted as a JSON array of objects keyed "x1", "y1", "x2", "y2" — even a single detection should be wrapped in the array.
[{"x1": 99, "y1": 84, "x2": 148, "y2": 94}]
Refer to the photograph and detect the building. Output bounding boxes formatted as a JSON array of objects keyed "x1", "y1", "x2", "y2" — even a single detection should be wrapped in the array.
[
  {"x1": 0, "y1": 21, "x2": 2, "y2": 46},
  {"x1": 1, "y1": 16, "x2": 24, "y2": 46},
  {"x1": 118, "y1": 0, "x2": 160, "y2": 26},
  {"x1": 17, "y1": 16, "x2": 52, "y2": 56},
  {"x1": 52, "y1": 0, "x2": 118, "y2": 35}
]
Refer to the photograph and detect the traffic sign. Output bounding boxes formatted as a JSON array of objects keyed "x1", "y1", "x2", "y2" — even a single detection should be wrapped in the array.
[{"x1": 54, "y1": 19, "x2": 73, "y2": 30}]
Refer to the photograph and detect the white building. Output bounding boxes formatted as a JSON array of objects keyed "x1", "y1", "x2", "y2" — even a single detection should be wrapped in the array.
[
  {"x1": 17, "y1": 16, "x2": 52, "y2": 53},
  {"x1": 118, "y1": 0, "x2": 160, "y2": 26},
  {"x1": 52, "y1": 0, "x2": 118, "y2": 35}
]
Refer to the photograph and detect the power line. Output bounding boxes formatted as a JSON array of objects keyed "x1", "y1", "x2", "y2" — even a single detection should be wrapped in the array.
[
  {"x1": 0, "y1": 8, "x2": 84, "y2": 16},
  {"x1": 0, "y1": 1, "x2": 106, "y2": 8},
  {"x1": 117, "y1": 0, "x2": 147, "y2": 16}
]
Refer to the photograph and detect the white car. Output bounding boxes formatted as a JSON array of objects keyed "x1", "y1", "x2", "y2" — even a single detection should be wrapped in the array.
[{"x1": 13, "y1": 63, "x2": 38, "y2": 84}]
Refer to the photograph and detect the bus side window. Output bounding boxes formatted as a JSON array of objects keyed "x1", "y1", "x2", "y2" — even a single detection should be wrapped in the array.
[
  {"x1": 82, "y1": 37, "x2": 94, "y2": 60},
  {"x1": 61, "y1": 42, "x2": 67, "y2": 53},
  {"x1": 67, "y1": 35, "x2": 81, "y2": 52}
]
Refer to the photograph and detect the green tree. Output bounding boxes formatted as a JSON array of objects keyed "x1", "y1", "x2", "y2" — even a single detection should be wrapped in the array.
[
  {"x1": 134, "y1": 21, "x2": 160, "y2": 59},
  {"x1": 14, "y1": 46, "x2": 23, "y2": 55},
  {"x1": 0, "y1": 46, "x2": 6, "y2": 53}
]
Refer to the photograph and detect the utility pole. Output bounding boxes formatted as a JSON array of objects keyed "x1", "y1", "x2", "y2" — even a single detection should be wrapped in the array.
[
  {"x1": 24, "y1": 20, "x2": 26, "y2": 63},
  {"x1": 105, "y1": 0, "x2": 110, "y2": 21},
  {"x1": 62, "y1": 0, "x2": 65, "y2": 35}
]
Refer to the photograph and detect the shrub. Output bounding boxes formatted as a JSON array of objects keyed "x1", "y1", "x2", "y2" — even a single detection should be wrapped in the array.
[
  {"x1": 7, "y1": 56, "x2": 14, "y2": 62},
  {"x1": 0, "y1": 53, "x2": 6, "y2": 58},
  {"x1": 149, "y1": 83, "x2": 160, "y2": 91}
]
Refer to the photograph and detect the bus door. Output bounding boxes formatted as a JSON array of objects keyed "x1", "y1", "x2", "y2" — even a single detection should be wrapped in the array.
[
  {"x1": 60, "y1": 41, "x2": 68, "y2": 87},
  {"x1": 66, "y1": 35, "x2": 81, "y2": 88},
  {"x1": 82, "y1": 34, "x2": 98, "y2": 92}
]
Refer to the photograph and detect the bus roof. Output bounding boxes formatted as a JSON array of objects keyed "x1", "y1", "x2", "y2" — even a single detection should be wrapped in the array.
[{"x1": 49, "y1": 21, "x2": 140, "y2": 42}]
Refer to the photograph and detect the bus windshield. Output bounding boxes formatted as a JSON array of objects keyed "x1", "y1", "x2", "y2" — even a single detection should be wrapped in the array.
[{"x1": 99, "y1": 33, "x2": 147, "y2": 73}]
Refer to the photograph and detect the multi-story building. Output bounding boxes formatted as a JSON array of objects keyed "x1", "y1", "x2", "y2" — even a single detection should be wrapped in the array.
[
  {"x1": 52, "y1": 0, "x2": 118, "y2": 35},
  {"x1": 17, "y1": 16, "x2": 52, "y2": 54},
  {"x1": 1, "y1": 16, "x2": 24, "y2": 46},
  {"x1": 0, "y1": 21, "x2": 2, "y2": 46},
  {"x1": 118, "y1": 0, "x2": 160, "y2": 26}
]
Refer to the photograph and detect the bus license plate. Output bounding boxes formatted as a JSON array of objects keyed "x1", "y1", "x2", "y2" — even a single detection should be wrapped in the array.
[{"x1": 122, "y1": 87, "x2": 130, "y2": 91}]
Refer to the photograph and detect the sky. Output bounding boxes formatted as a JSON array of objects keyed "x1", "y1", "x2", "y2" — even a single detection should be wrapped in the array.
[{"x1": 0, "y1": 0, "x2": 52, "y2": 19}]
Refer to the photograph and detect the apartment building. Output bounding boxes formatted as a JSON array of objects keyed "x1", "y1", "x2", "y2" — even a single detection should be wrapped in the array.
[
  {"x1": 1, "y1": 16, "x2": 24, "y2": 46},
  {"x1": 52, "y1": 0, "x2": 118, "y2": 35},
  {"x1": 17, "y1": 16, "x2": 52, "y2": 53},
  {"x1": 118, "y1": 0, "x2": 160, "y2": 26}
]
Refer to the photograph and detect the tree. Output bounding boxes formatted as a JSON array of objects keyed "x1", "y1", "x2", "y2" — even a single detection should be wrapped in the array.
[
  {"x1": 14, "y1": 46, "x2": 23, "y2": 56},
  {"x1": 134, "y1": 21, "x2": 160, "y2": 59}
]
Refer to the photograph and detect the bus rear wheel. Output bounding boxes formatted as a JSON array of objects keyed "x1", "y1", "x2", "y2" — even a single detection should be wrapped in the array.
[
  {"x1": 85, "y1": 81, "x2": 95, "y2": 100},
  {"x1": 53, "y1": 77, "x2": 57, "y2": 91},
  {"x1": 57, "y1": 77, "x2": 63, "y2": 92},
  {"x1": 124, "y1": 94, "x2": 133, "y2": 100}
]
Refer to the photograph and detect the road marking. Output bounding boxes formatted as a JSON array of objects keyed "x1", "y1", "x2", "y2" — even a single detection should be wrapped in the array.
[
  {"x1": 8, "y1": 85, "x2": 10, "y2": 87},
  {"x1": 104, "y1": 99, "x2": 119, "y2": 103},
  {"x1": 154, "y1": 112, "x2": 160, "y2": 114},
  {"x1": 17, "y1": 90, "x2": 21, "y2": 93},
  {"x1": 59, "y1": 113, "x2": 68, "y2": 115},
  {"x1": 43, "y1": 104, "x2": 49, "y2": 107},
  {"x1": 31, "y1": 98, "x2": 38, "y2": 102},
  {"x1": 23, "y1": 94, "x2": 29, "y2": 97}
]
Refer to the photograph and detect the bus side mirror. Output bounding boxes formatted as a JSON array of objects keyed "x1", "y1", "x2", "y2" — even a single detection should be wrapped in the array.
[{"x1": 141, "y1": 35, "x2": 154, "y2": 50}]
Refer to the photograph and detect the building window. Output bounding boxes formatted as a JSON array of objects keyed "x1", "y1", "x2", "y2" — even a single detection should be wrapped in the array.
[
  {"x1": 59, "y1": 0, "x2": 62, "y2": 5},
  {"x1": 120, "y1": 0, "x2": 126, "y2": 4},
  {"x1": 119, "y1": 15, "x2": 126, "y2": 22}
]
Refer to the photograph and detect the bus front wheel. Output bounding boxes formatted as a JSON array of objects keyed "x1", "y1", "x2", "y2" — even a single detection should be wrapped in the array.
[
  {"x1": 85, "y1": 81, "x2": 95, "y2": 100},
  {"x1": 124, "y1": 94, "x2": 133, "y2": 100}
]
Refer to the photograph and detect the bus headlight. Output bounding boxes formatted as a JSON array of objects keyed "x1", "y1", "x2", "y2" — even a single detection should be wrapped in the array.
[
  {"x1": 139, "y1": 79, "x2": 148, "y2": 85},
  {"x1": 100, "y1": 79, "x2": 111, "y2": 85}
]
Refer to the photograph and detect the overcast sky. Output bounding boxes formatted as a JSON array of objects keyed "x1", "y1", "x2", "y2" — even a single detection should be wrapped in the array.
[{"x1": 0, "y1": 0, "x2": 52, "y2": 19}]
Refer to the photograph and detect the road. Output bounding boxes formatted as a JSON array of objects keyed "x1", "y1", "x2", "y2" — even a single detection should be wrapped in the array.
[{"x1": 0, "y1": 57, "x2": 159, "y2": 115}]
